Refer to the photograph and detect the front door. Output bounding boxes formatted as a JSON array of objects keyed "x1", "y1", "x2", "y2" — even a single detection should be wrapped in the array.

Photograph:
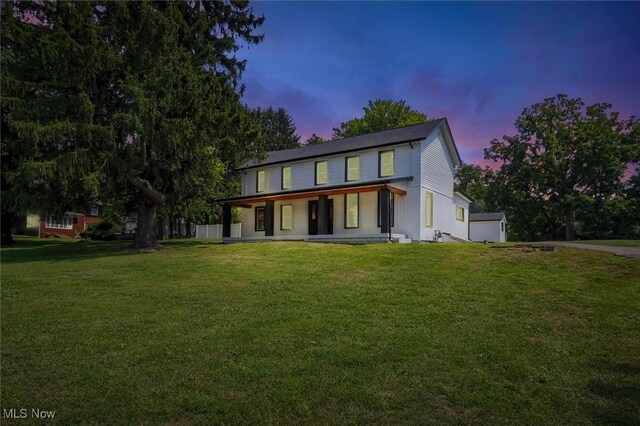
[{"x1": 308, "y1": 200, "x2": 333, "y2": 235}]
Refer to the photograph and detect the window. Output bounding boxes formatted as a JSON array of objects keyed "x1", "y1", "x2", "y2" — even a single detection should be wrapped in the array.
[
  {"x1": 456, "y1": 205, "x2": 465, "y2": 221},
  {"x1": 255, "y1": 206, "x2": 265, "y2": 231},
  {"x1": 256, "y1": 170, "x2": 266, "y2": 193},
  {"x1": 501, "y1": 222, "x2": 504, "y2": 232},
  {"x1": 90, "y1": 206, "x2": 99, "y2": 216},
  {"x1": 281, "y1": 166, "x2": 291, "y2": 190},
  {"x1": 280, "y1": 205, "x2": 293, "y2": 230},
  {"x1": 45, "y1": 215, "x2": 73, "y2": 229},
  {"x1": 425, "y1": 191, "x2": 433, "y2": 228},
  {"x1": 379, "y1": 150, "x2": 395, "y2": 177},
  {"x1": 345, "y1": 193, "x2": 359, "y2": 228},
  {"x1": 315, "y1": 161, "x2": 328, "y2": 185},
  {"x1": 345, "y1": 156, "x2": 360, "y2": 181},
  {"x1": 377, "y1": 192, "x2": 395, "y2": 227}
]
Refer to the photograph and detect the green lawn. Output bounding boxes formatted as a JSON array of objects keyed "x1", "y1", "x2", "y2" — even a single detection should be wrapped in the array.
[
  {"x1": 2, "y1": 238, "x2": 639, "y2": 424},
  {"x1": 573, "y1": 239, "x2": 640, "y2": 247}
]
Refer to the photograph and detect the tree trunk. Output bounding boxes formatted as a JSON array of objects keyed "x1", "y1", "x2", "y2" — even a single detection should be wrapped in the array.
[
  {"x1": 186, "y1": 221, "x2": 191, "y2": 237},
  {"x1": 1, "y1": 212, "x2": 15, "y2": 246},
  {"x1": 564, "y1": 205, "x2": 575, "y2": 241},
  {"x1": 134, "y1": 197, "x2": 160, "y2": 249},
  {"x1": 157, "y1": 216, "x2": 167, "y2": 240},
  {"x1": 126, "y1": 175, "x2": 164, "y2": 249}
]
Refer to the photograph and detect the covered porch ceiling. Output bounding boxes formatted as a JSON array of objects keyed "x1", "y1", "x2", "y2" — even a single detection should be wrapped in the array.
[{"x1": 219, "y1": 178, "x2": 410, "y2": 208}]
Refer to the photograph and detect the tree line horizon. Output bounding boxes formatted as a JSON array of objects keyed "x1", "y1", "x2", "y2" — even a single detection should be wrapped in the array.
[{"x1": 2, "y1": 2, "x2": 638, "y2": 247}]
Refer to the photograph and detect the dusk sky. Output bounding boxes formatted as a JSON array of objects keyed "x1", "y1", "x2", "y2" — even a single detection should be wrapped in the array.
[{"x1": 238, "y1": 1, "x2": 640, "y2": 166}]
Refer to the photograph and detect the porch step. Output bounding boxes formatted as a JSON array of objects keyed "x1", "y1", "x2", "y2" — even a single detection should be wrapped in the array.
[
  {"x1": 394, "y1": 237, "x2": 412, "y2": 244},
  {"x1": 306, "y1": 236, "x2": 390, "y2": 244},
  {"x1": 306, "y1": 233, "x2": 407, "y2": 244}
]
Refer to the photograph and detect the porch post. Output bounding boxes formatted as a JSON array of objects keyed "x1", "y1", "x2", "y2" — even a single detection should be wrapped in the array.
[
  {"x1": 380, "y1": 187, "x2": 390, "y2": 234},
  {"x1": 265, "y1": 200, "x2": 275, "y2": 237},
  {"x1": 222, "y1": 204, "x2": 232, "y2": 238},
  {"x1": 317, "y1": 195, "x2": 329, "y2": 234}
]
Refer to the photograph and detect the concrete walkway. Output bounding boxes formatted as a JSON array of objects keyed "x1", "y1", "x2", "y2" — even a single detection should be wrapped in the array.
[{"x1": 538, "y1": 241, "x2": 640, "y2": 259}]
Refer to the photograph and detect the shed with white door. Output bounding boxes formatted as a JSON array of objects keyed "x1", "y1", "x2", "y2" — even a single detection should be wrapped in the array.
[{"x1": 469, "y1": 212, "x2": 507, "y2": 243}]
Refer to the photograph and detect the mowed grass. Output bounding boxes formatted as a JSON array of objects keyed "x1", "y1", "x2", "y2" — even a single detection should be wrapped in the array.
[
  {"x1": 573, "y1": 239, "x2": 640, "y2": 247},
  {"x1": 1, "y1": 238, "x2": 639, "y2": 425}
]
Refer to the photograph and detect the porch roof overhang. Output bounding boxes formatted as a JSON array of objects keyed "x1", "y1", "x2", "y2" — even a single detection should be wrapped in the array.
[{"x1": 218, "y1": 177, "x2": 412, "y2": 207}]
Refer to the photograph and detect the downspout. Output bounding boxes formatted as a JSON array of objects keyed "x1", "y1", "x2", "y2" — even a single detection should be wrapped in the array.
[
  {"x1": 385, "y1": 184, "x2": 392, "y2": 243},
  {"x1": 467, "y1": 207, "x2": 471, "y2": 241}
]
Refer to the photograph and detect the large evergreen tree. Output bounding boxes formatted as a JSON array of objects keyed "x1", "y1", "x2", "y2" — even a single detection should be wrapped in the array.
[
  {"x1": 249, "y1": 106, "x2": 300, "y2": 151},
  {"x1": 305, "y1": 133, "x2": 327, "y2": 145},
  {"x1": 332, "y1": 99, "x2": 427, "y2": 139},
  {"x1": 1, "y1": 1, "x2": 264, "y2": 248}
]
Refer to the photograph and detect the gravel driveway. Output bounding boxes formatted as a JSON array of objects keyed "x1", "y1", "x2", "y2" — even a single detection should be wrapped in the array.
[{"x1": 540, "y1": 242, "x2": 640, "y2": 259}]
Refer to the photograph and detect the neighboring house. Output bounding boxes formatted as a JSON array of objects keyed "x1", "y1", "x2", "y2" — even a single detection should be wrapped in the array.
[
  {"x1": 469, "y1": 212, "x2": 507, "y2": 243},
  {"x1": 39, "y1": 206, "x2": 102, "y2": 238},
  {"x1": 219, "y1": 118, "x2": 471, "y2": 243}
]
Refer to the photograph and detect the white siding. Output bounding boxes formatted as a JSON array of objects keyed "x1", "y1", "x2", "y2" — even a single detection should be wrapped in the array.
[
  {"x1": 419, "y1": 189, "x2": 469, "y2": 242},
  {"x1": 274, "y1": 198, "x2": 309, "y2": 237},
  {"x1": 237, "y1": 190, "x2": 423, "y2": 240},
  {"x1": 470, "y1": 220, "x2": 506, "y2": 242},
  {"x1": 240, "y1": 202, "x2": 266, "y2": 238},
  {"x1": 235, "y1": 123, "x2": 468, "y2": 243},
  {"x1": 241, "y1": 143, "x2": 416, "y2": 197},
  {"x1": 451, "y1": 196, "x2": 470, "y2": 241},
  {"x1": 421, "y1": 129, "x2": 454, "y2": 197}
]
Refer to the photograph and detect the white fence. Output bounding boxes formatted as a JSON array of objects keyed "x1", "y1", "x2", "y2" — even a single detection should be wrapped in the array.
[{"x1": 195, "y1": 224, "x2": 241, "y2": 239}]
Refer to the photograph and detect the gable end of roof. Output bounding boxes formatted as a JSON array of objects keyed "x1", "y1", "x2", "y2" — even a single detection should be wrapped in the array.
[{"x1": 469, "y1": 212, "x2": 506, "y2": 222}]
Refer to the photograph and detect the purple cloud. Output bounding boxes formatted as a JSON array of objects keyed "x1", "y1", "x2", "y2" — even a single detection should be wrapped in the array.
[{"x1": 238, "y1": 1, "x2": 640, "y2": 165}]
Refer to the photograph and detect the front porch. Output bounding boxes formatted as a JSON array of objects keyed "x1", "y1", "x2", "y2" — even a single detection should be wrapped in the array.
[
  {"x1": 218, "y1": 179, "x2": 411, "y2": 243},
  {"x1": 223, "y1": 233, "x2": 410, "y2": 244}
]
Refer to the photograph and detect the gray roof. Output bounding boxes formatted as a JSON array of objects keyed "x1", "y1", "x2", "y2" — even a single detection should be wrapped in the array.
[
  {"x1": 237, "y1": 118, "x2": 461, "y2": 170},
  {"x1": 469, "y1": 212, "x2": 506, "y2": 222}
]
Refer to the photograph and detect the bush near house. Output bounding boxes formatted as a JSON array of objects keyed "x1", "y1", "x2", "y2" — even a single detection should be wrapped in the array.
[{"x1": 80, "y1": 220, "x2": 116, "y2": 241}]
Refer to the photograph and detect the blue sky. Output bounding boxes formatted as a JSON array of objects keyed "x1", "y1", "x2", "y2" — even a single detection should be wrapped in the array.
[{"x1": 238, "y1": 1, "x2": 640, "y2": 166}]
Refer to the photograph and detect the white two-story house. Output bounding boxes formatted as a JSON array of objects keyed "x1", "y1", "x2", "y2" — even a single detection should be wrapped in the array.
[{"x1": 219, "y1": 118, "x2": 472, "y2": 243}]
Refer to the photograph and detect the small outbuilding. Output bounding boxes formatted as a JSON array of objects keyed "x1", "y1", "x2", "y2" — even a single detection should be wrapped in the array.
[{"x1": 469, "y1": 212, "x2": 507, "y2": 243}]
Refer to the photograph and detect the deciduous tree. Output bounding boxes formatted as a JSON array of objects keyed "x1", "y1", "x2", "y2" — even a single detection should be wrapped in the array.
[
  {"x1": 332, "y1": 99, "x2": 427, "y2": 139},
  {"x1": 454, "y1": 164, "x2": 490, "y2": 213},
  {"x1": 484, "y1": 94, "x2": 639, "y2": 241}
]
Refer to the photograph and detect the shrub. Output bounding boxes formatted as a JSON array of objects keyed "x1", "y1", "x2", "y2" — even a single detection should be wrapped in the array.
[{"x1": 80, "y1": 220, "x2": 116, "y2": 241}]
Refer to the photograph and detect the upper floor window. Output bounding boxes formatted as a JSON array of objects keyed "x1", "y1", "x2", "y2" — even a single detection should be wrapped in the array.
[
  {"x1": 379, "y1": 150, "x2": 395, "y2": 177},
  {"x1": 90, "y1": 206, "x2": 99, "y2": 216},
  {"x1": 315, "y1": 161, "x2": 328, "y2": 185},
  {"x1": 256, "y1": 170, "x2": 266, "y2": 193},
  {"x1": 281, "y1": 166, "x2": 291, "y2": 190},
  {"x1": 345, "y1": 156, "x2": 360, "y2": 182},
  {"x1": 456, "y1": 205, "x2": 465, "y2": 221}
]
